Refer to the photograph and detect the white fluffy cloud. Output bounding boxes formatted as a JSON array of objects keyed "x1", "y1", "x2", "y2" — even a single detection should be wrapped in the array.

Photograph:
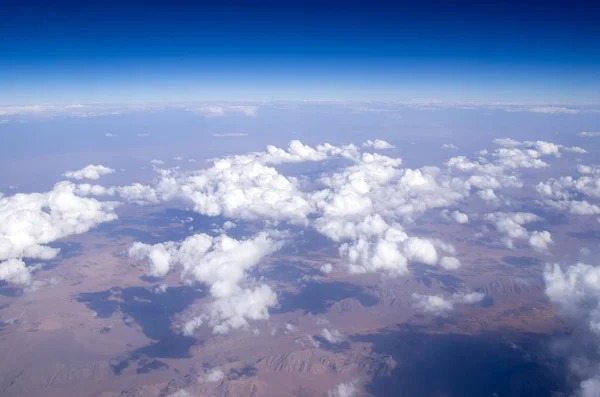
[
  {"x1": 528, "y1": 230, "x2": 553, "y2": 251},
  {"x1": 440, "y1": 209, "x2": 469, "y2": 224},
  {"x1": 320, "y1": 328, "x2": 345, "y2": 344},
  {"x1": 544, "y1": 263, "x2": 600, "y2": 396},
  {"x1": 320, "y1": 263, "x2": 333, "y2": 274},
  {"x1": 446, "y1": 138, "x2": 585, "y2": 203},
  {"x1": 412, "y1": 293, "x2": 454, "y2": 316},
  {"x1": 198, "y1": 368, "x2": 225, "y2": 383},
  {"x1": 75, "y1": 138, "x2": 579, "y2": 295},
  {"x1": 129, "y1": 232, "x2": 283, "y2": 334},
  {"x1": 328, "y1": 380, "x2": 359, "y2": 397},
  {"x1": 362, "y1": 139, "x2": 395, "y2": 149},
  {"x1": 0, "y1": 258, "x2": 31, "y2": 285},
  {"x1": 326, "y1": 215, "x2": 460, "y2": 276},
  {"x1": 0, "y1": 182, "x2": 118, "y2": 284},
  {"x1": 111, "y1": 141, "x2": 360, "y2": 223},
  {"x1": 439, "y1": 256, "x2": 461, "y2": 270},
  {"x1": 493, "y1": 138, "x2": 586, "y2": 156},
  {"x1": 537, "y1": 171, "x2": 600, "y2": 216},
  {"x1": 63, "y1": 164, "x2": 114, "y2": 180},
  {"x1": 484, "y1": 212, "x2": 552, "y2": 251},
  {"x1": 412, "y1": 292, "x2": 484, "y2": 316}
]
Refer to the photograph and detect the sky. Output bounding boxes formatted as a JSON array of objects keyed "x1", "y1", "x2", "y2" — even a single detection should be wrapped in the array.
[{"x1": 1, "y1": 0, "x2": 599, "y2": 104}]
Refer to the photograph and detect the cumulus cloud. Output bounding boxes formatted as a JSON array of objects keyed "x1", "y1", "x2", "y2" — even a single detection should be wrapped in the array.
[
  {"x1": 198, "y1": 368, "x2": 225, "y2": 383},
  {"x1": 544, "y1": 263, "x2": 600, "y2": 397},
  {"x1": 320, "y1": 328, "x2": 345, "y2": 344},
  {"x1": 446, "y1": 138, "x2": 585, "y2": 204},
  {"x1": 0, "y1": 258, "x2": 32, "y2": 285},
  {"x1": 442, "y1": 143, "x2": 459, "y2": 149},
  {"x1": 493, "y1": 138, "x2": 586, "y2": 156},
  {"x1": 403, "y1": 237, "x2": 438, "y2": 265},
  {"x1": 412, "y1": 293, "x2": 454, "y2": 316},
  {"x1": 129, "y1": 231, "x2": 284, "y2": 334},
  {"x1": 63, "y1": 164, "x2": 115, "y2": 180},
  {"x1": 328, "y1": 380, "x2": 359, "y2": 397},
  {"x1": 439, "y1": 256, "x2": 462, "y2": 270},
  {"x1": 362, "y1": 139, "x2": 395, "y2": 149},
  {"x1": 88, "y1": 138, "x2": 574, "y2": 291},
  {"x1": 0, "y1": 182, "x2": 118, "y2": 284},
  {"x1": 412, "y1": 291, "x2": 484, "y2": 316},
  {"x1": 528, "y1": 230, "x2": 553, "y2": 251},
  {"x1": 537, "y1": 171, "x2": 600, "y2": 216},
  {"x1": 320, "y1": 263, "x2": 333, "y2": 274},
  {"x1": 440, "y1": 209, "x2": 469, "y2": 224},
  {"x1": 222, "y1": 221, "x2": 237, "y2": 230},
  {"x1": 313, "y1": 151, "x2": 471, "y2": 229},
  {"x1": 484, "y1": 212, "x2": 552, "y2": 250},
  {"x1": 112, "y1": 140, "x2": 360, "y2": 223},
  {"x1": 453, "y1": 292, "x2": 485, "y2": 304}
]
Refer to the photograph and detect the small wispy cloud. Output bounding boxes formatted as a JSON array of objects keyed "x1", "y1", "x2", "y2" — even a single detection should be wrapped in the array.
[
  {"x1": 527, "y1": 107, "x2": 580, "y2": 114},
  {"x1": 186, "y1": 104, "x2": 258, "y2": 117},
  {"x1": 580, "y1": 132, "x2": 600, "y2": 137},
  {"x1": 213, "y1": 133, "x2": 249, "y2": 137},
  {"x1": 105, "y1": 133, "x2": 117, "y2": 137},
  {"x1": 442, "y1": 143, "x2": 459, "y2": 149}
]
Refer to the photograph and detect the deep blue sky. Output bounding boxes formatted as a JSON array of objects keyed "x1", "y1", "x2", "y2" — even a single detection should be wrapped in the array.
[{"x1": 1, "y1": 0, "x2": 599, "y2": 104}]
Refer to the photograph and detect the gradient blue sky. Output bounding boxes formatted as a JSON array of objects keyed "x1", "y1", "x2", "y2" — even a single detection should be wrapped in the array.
[{"x1": 1, "y1": 0, "x2": 599, "y2": 104}]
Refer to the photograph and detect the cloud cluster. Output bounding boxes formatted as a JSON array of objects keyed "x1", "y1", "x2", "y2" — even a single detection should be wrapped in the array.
[
  {"x1": 63, "y1": 137, "x2": 576, "y2": 334},
  {"x1": 63, "y1": 164, "x2": 115, "y2": 180},
  {"x1": 129, "y1": 231, "x2": 283, "y2": 334},
  {"x1": 0, "y1": 182, "x2": 118, "y2": 284},
  {"x1": 446, "y1": 138, "x2": 585, "y2": 203},
  {"x1": 484, "y1": 212, "x2": 552, "y2": 251},
  {"x1": 102, "y1": 141, "x2": 360, "y2": 223},
  {"x1": 89, "y1": 140, "x2": 489, "y2": 281},
  {"x1": 537, "y1": 169, "x2": 600, "y2": 216},
  {"x1": 315, "y1": 214, "x2": 459, "y2": 276},
  {"x1": 411, "y1": 292, "x2": 484, "y2": 316}
]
